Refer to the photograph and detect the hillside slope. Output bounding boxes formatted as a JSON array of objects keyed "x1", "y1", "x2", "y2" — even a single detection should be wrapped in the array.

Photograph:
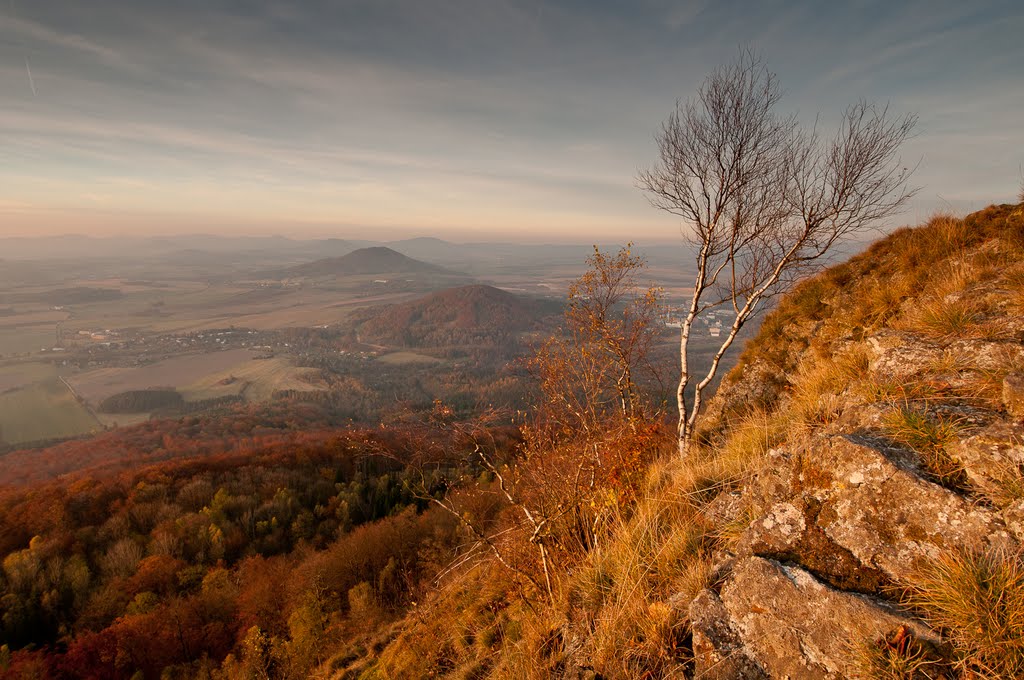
[
  {"x1": 352, "y1": 284, "x2": 561, "y2": 348},
  {"x1": 340, "y1": 202, "x2": 1024, "y2": 678},
  {"x1": 682, "y1": 203, "x2": 1024, "y2": 677}
]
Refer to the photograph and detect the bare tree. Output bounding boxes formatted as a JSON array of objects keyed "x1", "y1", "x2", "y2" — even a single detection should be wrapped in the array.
[{"x1": 638, "y1": 50, "x2": 917, "y2": 457}]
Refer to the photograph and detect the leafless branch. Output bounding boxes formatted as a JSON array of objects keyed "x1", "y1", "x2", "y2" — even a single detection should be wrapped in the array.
[{"x1": 639, "y1": 49, "x2": 917, "y2": 456}]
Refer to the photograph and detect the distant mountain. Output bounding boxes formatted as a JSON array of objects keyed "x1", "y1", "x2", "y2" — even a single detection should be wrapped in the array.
[
  {"x1": 353, "y1": 284, "x2": 561, "y2": 348},
  {"x1": 285, "y1": 246, "x2": 448, "y2": 278}
]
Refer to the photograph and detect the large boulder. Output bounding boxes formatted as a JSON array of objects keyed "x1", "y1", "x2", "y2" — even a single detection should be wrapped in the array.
[
  {"x1": 691, "y1": 557, "x2": 940, "y2": 679},
  {"x1": 751, "y1": 433, "x2": 1015, "y2": 583}
]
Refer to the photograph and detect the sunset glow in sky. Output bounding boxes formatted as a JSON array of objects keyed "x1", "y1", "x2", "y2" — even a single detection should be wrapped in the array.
[{"x1": 3, "y1": 1, "x2": 1023, "y2": 241}]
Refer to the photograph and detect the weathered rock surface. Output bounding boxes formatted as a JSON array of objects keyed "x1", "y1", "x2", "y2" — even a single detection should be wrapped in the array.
[
  {"x1": 692, "y1": 557, "x2": 940, "y2": 679},
  {"x1": 951, "y1": 419, "x2": 1024, "y2": 503},
  {"x1": 736, "y1": 497, "x2": 888, "y2": 593},
  {"x1": 690, "y1": 420, "x2": 1019, "y2": 678},
  {"x1": 797, "y1": 434, "x2": 1013, "y2": 580},
  {"x1": 866, "y1": 330, "x2": 943, "y2": 378},
  {"x1": 689, "y1": 589, "x2": 768, "y2": 679},
  {"x1": 1005, "y1": 372, "x2": 1024, "y2": 418}
]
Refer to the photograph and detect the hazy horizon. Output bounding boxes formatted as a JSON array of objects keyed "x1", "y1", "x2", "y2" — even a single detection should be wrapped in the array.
[{"x1": 3, "y1": 1, "x2": 1023, "y2": 241}]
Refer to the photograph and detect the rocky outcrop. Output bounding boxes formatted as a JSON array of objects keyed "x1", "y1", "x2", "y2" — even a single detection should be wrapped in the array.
[
  {"x1": 756, "y1": 433, "x2": 1015, "y2": 581},
  {"x1": 689, "y1": 374, "x2": 1024, "y2": 679},
  {"x1": 688, "y1": 306, "x2": 1024, "y2": 675}
]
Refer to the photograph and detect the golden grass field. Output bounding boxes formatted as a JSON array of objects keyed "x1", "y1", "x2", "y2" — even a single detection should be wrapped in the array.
[{"x1": 180, "y1": 356, "x2": 323, "y2": 403}]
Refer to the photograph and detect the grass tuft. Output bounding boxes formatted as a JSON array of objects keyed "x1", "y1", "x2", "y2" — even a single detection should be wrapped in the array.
[
  {"x1": 906, "y1": 548, "x2": 1024, "y2": 677},
  {"x1": 903, "y1": 297, "x2": 985, "y2": 341},
  {"x1": 787, "y1": 347, "x2": 872, "y2": 427},
  {"x1": 883, "y1": 407, "x2": 968, "y2": 489}
]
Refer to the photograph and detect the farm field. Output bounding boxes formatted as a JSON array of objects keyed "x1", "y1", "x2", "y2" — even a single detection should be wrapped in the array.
[
  {"x1": 0, "y1": 351, "x2": 325, "y2": 444},
  {"x1": 0, "y1": 240, "x2": 614, "y2": 450},
  {"x1": 0, "y1": 328, "x2": 59, "y2": 356},
  {"x1": 41, "y1": 282, "x2": 421, "y2": 336},
  {"x1": 94, "y1": 411, "x2": 153, "y2": 429},
  {"x1": 0, "y1": 361, "x2": 56, "y2": 393},
  {"x1": 0, "y1": 377, "x2": 100, "y2": 445},
  {"x1": 180, "y1": 356, "x2": 323, "y2": 402},
  {"x1": 67, "y1": 349, "x2": 260, "y2": 403},
  {"x1": 377, "y1": 351, "x2": 444, "y2": 365}
]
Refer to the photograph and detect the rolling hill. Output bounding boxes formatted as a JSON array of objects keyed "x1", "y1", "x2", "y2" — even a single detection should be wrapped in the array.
[
  {"x1": 285, "y1": 246, "x2": 448, "y2": 277},
  {"x1": 352, "y1": 284, "x2": 562, "y2": 348}
]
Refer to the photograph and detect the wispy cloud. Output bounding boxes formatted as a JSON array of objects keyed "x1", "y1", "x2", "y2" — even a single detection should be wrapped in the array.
[
  {"x1": 1, "y1": 0, "x2": 1022, "y2": 239},
  {"x1": 1, "y1": 13, "x2": 123, "y2": 64}
]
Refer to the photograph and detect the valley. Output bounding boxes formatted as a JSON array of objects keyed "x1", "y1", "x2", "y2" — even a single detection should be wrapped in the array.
[{"x1": 0, "y1": 237, "x2": 721, "y2": 453}]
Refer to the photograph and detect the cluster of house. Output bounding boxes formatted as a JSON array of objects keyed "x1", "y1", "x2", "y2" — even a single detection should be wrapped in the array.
[{"x1": 663, "y1": 308, "x2": 735, "y2": 338}]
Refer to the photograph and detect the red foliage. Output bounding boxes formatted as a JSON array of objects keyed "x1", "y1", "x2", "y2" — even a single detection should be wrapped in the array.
[
  {"x1": 0, "y1": 409, "x2": 494, "y2": 679},
  {"x1": 234, "y1": 555, "x2": 294, "y2": 638},
  {"x1": 123, "y1": 555, "x2": 187, "y2": 598},
  {"x1": 0, "y1": 403, "x2": 338, "y2": 488}
]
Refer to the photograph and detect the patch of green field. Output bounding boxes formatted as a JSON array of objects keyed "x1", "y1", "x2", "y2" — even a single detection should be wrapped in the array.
[
  {"x1": 0, "y1": 378, "x2": 100, "y2": 445},
  {"x1": 376, "y1": 351, "x2": 444, "y2": 365}
]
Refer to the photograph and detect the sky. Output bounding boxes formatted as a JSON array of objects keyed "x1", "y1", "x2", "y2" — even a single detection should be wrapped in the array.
[{"x1": 2, "y1": 1, "x2": 1022, "y2": 242}]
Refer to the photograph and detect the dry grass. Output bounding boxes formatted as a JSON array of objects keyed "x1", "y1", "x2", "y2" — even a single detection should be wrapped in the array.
[
  {"x1": 786, "y1": 346, "x2": 871, "y2": 427},
  {"x1": 883, "y1": 407, "x2": 968, "y2": 489},
  {"x1": 564, "y1": 408, "x2": 786, "y2": 674},
  {"x1": 574, "y1": 204, "x2": 1024, "y2": 675},
  {"x1": 856, "y1": 626, "x2": 950, "y2": 679},
  {"x1": 983, "y1": 462, "x2": 1024, "y2": 509},
  {"x1": 926, "y1": 349, "x2": 972, "y2": 378},
  {"x1": 901, "y1": 296, "x2": 986, "y2": 341},
  {"x1": 954, "y1": 345, "x2": 1021, "y2": 407},
  {"x1": 574, "y1": 508, "x2": 703, "y2": 677},
  {"x1": 906, "y1": 548, "x2": 1024, "y2": 677},
  {"x1": 371, "y1": 565, "x2": 525, "y2": 678},
  {"x1": 1003, "y1": 264, "x2": 1024, "y2": 320},
  {"x1": 858, "y1": 376, "x2": 940, "y2": 405},
  {"x1": 358, "y1": 202, "x2": 1024, "y2": 678}
]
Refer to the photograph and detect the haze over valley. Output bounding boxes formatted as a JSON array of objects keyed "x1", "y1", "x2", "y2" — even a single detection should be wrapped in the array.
[{"x1": 0, "y1": 235, "x2": 741, "y2": 457}]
